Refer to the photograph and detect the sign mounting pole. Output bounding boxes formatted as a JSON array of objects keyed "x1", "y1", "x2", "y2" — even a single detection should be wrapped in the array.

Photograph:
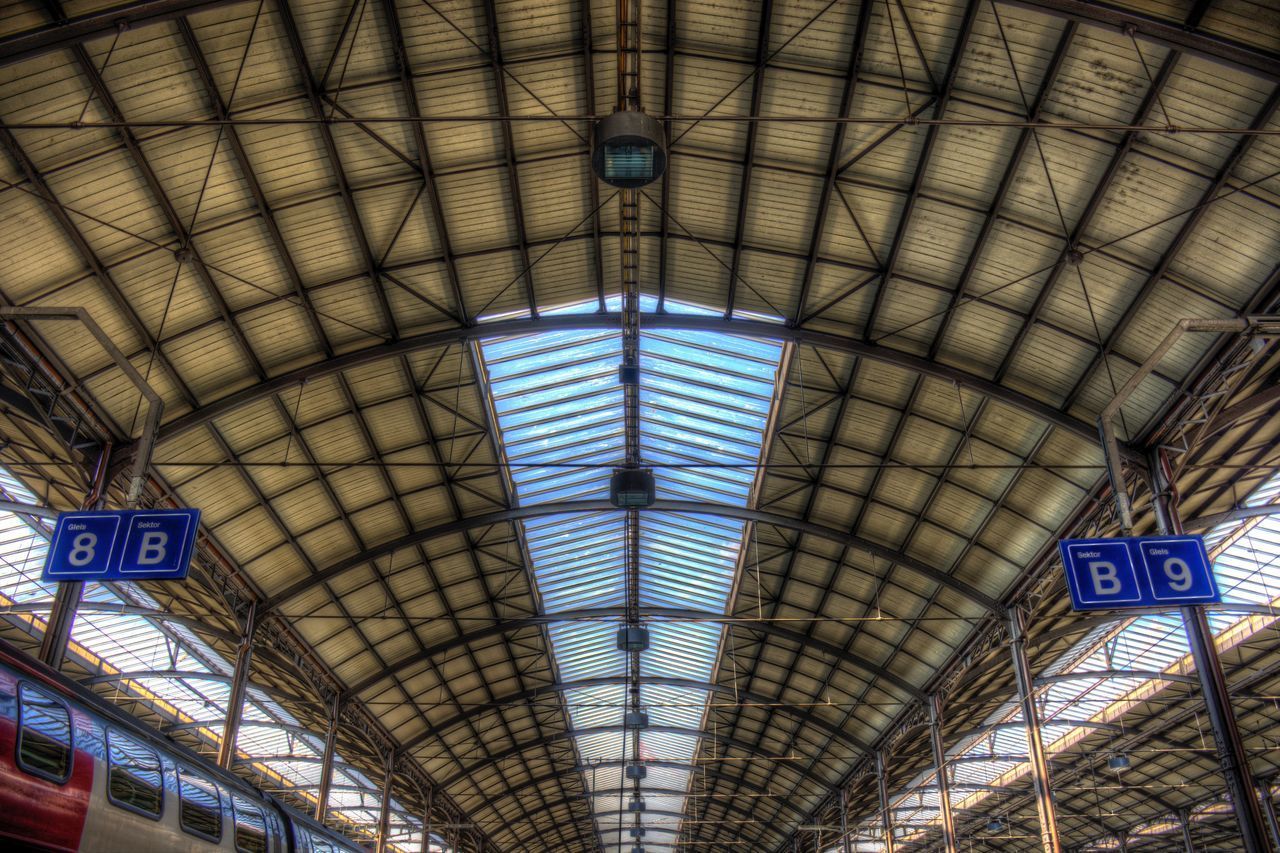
[
  {"x1": 1150, "y1": 449, "x2": 1271, "y2": 852},
  {"x1": 38, "y1": 442, "x2": 111, "y2": 668}
]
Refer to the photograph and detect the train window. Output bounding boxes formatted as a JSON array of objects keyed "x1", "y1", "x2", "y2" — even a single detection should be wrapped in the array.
[
  {"x1": 232, "y1": 796, "x2": 268, "y2": 853},
  {"x1": 178, "y1": 769, "x2": 223, "y2": 842},
  {"x1": 106, "y1": 730, "x2": 163, "y2": 818},
  {"x1": 16, "y1": 682, "x2": 72, "y2": 783}
]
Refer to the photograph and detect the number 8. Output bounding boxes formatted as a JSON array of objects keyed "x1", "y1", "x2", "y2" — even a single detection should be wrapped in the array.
[
  {"x1": 1165, "y1": 557, "x2": 1192, "y2": 591},
  {"x1": 68, "y1": 532, "x2": 97, "y2": 566}
]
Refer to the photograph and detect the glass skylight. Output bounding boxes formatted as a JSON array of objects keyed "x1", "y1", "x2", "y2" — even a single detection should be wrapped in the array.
[
  {"x1": 841, "y1": 470, "x2": 1280, "y2": 852},
  {"x1": 478, "y1": 302, "x2": 784, "y2": 852},
  {"x1": 0, "y1": 469, "x2": 448, "y2": 852}
]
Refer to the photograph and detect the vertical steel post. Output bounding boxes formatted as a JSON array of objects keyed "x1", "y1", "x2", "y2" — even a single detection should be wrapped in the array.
[
  {"x1": 217, "y1": 601, "x2": 257, "y2": 769},
  {"x1": 315, "y1": 694, "x2": 341, "y2": 821},
  {"x1": 1008, "y1": 605, "x2": 1062, "y2": 852},
  {"x1": 377, "y1": 753, "x2": 395, "y2": 853},
  {"x1": 875, "y1": 747, "x2": 896, "y2": 845},
  {"x1": 876, "y1": 750, "x2": 897, "y2": 853},
  {"x1": 929, "y1": 693, "x2": 958, "y2": 853},
  {"x1": 38, "y1": 443, "x2": 111, "y2": 669},
  {"x1": 1150, "y1": 450, "x2": 1272, "y2": 852},
  {"x1": 1259, "y1": 783, "x2": 1280, "y2": 850},
  {"x1": 839, "y1": 787, "x2": 853, "y2": 853},
  {"x1": 1180, "y1": 808, "x2": 1196, "y2": 852},
  {"x1": 420, "y1": 785, "x2": 434, "y2": 853}
]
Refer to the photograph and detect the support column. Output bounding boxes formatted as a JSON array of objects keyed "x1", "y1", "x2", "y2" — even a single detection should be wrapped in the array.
[
  {"x1": 376, "y1": 752, "x2": 395, "y2": 853},
  {"x1": 1180, "y1": 808, "x2": 1196, "y2": 852},
  {"x1": 1150, "y1": 450, "x2": 1272, "y2": 852},
  {"x1": 929, "y1": 693, "x2": 958, "y2": 853},
  {"x1": 839, "y1": 787, "x2": 852, "y2": 853},
  {"x1": 420, "y1": 785, "x2": 434, "y2": 853},
  {"x1": 876, "y1": 750, "x2": 897, "y2": 853},
  {"x1": 1008, "y1": 606, "x2": 1062, "y2": 853},
  {"x1": 1260, "y1": 784, "x2": 1280, "y2": 851},
  {"x1": 217, "y1": 602, "x2": 257, "y2": 769},
  {"x1": 314, "y1": 694, "x2": 341, "y2": 821},
  {"x1": 38, "y1": 444, "x2": 111, "y2": 669}
]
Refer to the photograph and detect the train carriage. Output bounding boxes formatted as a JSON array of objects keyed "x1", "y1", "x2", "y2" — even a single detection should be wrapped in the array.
[{"x1": 0, "y1": 637, "x2": 369, "y2": 853}]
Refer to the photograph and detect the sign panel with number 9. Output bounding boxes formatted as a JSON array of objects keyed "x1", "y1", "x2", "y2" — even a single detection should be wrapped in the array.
[
  {"x1": 1059, "y1": 534, "x2": 1219, "y2": 611},
  {"x1": 1138, "y1": 537, "x2": 1218, "y2": 603}
]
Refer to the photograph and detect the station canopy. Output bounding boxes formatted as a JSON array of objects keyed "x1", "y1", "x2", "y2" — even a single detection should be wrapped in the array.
[{"x1": 0, "y1": 0, "x2": 1279, "y2": 851}]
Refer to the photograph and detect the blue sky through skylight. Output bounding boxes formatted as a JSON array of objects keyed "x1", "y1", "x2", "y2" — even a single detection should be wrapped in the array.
[{"x1": 478, "y1": 302, "x2": 783, "y2": 852}]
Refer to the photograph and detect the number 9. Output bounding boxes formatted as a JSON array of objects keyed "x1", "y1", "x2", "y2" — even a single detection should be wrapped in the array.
[{"x1": 1165, "y1": 557, "x2": 1192, "y2": 592}]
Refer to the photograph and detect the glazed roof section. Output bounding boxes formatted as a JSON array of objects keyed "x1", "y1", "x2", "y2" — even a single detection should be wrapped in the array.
[
  {"x1": 0, "y1": 468, "x2": 450, "y2": 853},
  {"x1": 846, "y1": 471, "x2": 1280, "y2": 851},
  {"x1": 478, "y1": 299, "x2": 783, "y2": 852}
]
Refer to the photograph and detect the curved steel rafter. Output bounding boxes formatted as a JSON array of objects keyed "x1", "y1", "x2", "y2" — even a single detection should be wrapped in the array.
[
  {"x1": 109, "y1": 314, "x2": 1136, "y2": 472},
  {"x1": 397, "y1": 675, "x2": 873, "y2": 756},
  {"x1": 470, "y1": 767, "x2": 811, "y2": 833},
  {"x1": 264, "y1": 499, "x2": 998, "y2": 615},
  {"x1": 345, "y1": 605, "x2": 923, "y2": 702},
  {"x1": 437, "y1": 725, "x2": 847, "y2": 790},
  {"x1": 79, "y1": 669, "x2": 316, "y2": 709}
]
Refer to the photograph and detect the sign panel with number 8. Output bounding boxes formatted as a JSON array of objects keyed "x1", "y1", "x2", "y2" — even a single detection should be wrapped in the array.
[{"x1": 42, "y1": 509, "x2": 201, "y2": 582}]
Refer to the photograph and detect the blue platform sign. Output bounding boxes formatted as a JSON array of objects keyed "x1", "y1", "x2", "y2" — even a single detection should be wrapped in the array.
[
  {"x1": 42, "y1": 509, "x2": 201, "y2": 582},
  {"x1": 1058, "y1": 535, "x2": 1219, "y2": 611}
]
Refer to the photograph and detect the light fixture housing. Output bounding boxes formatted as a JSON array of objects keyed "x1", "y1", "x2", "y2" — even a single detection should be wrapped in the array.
[
  {"x1": 592, "y1": 110, "x2": 667, "y2": 188},
  {"x1": 630, "y1": 827, "x2": 646, "y2": 837},
  {"x1": 625, "y1": 764, "x2": 648, "y2": 780},
  {"x1": 624, "y1": 710, "x2": 649, "y2": 729},
  {"x1": 610, "y1": 468, "x2": 655, "y2": 508},
  {"x1": 628, "y1": 798, "x2": 646, "y2": 812},
  {"x1": 1108, "y1": 753, "x2": 1131, "y2": 771},
  {"x1": 986, "y1": 818, "x2": 1005, "y2": 833},
  {"x1": 617, "y1": 625, "x2": 650, "y2": 652}
]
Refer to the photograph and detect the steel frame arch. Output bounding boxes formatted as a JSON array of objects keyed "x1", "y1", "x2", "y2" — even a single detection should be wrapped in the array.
[
  {"x1": 108, "y1": 313, "x2": 1137, "y2": 472},
  {"x1": 345, "y1": 605, "x2": 924, "y2": 702},
  {"x1": 263, "y1": 499, "x2": 997, "y2": 616},
  {"x1": 396, "y1": 674, "x2": 873, "y2": 756}
]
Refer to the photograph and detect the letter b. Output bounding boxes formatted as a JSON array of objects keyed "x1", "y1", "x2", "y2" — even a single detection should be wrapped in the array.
[
  {"x1": 1087, "y1": 561, "x2": 1120, "y2": 596},
  {"x1": 137, "y1": 531, "x2": 168, "y2": 565}
]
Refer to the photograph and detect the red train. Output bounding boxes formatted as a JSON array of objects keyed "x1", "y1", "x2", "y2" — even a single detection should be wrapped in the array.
[{"x1": 0, "y1": 636, "x2": 371, "y2": 852}]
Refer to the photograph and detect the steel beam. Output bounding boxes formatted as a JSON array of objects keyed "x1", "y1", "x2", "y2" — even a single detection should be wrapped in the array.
[
  {"x1": 263, "y1": 498, "x2": 995, "y2": 616},
  {"x1": 420, "y1": 785, "x2": 434, "y2": 853},
  {"x1": 1180, "y1": 808, "x2": 1197, "y2": 852},
  {"x1": 1150, "y1": 451, "x2": 1272, "y2": 852},
  {"x1": 111, "y1": 313, "x2": 1134, "y2": 470},
  {"x1": 344, "y1": 603, "x2": 921, "y2": 702},
  {"x1": 377, "y1": 753, "x2": 395, "y2": 853},
  {"x1": 0, "y1": 0, "x2": 251, "y2": 66},
  {"x1": 1008, "y1": 606, "x2": 1062, "y2": 853},
  {"x1": 316, "y1": 695, "x2": 341, "y2": 822},
  {"x1": 723, "y1": 0, "x2": 773, "y2": 318},
  {"x1": 876, "y1": 750, "x2": 896, "y2": 853},
  {"x1": 217, "y1": 602, "x2": 258, "y2": 769},
  {"x1": 1004, "y1": 0, "x2": 1280, "y2": 80},
  {"x1": 929, "y1": 694, "x2": 958, "y2": 853},
  {"x1": 397, "y1": 675, "x2": 872, "y2": 756},
  {"x1": 439, "y1": 725, "x2": 834, "y2": 790}
]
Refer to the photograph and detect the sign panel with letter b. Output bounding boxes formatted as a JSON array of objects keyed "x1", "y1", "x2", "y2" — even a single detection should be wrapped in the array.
[
  {"x1": 43, "y1": 508, "x2": 201, "y2": 582},
  {"x1": 1058, "y1": 535, "x2": 1220, "y2": 611}
]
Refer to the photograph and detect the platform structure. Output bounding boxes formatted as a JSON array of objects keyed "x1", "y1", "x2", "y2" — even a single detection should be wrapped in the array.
[{"x1": 0, "y1": 1, "x2": 1280, "y2": 851}]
